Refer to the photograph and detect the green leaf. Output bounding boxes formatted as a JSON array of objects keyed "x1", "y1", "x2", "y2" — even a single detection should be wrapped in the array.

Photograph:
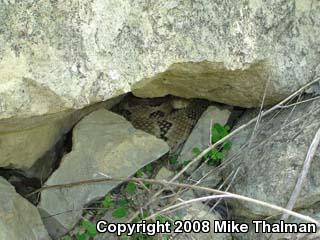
[
  {"x1": 183, "y1": 160, "x2": 191, "y2": 166},
  {"x1": 210, "y1": 149, "x2": 224, "y2": 160},
  {"x1": 192, "y1": 147, "x2": 201, "y2": 156},
  {"x1": 102, "y1": 195, "x2": 113, "y2": 209},
  {"x1": 217, "y1": 151, "x2": 224, "y2": 159},
  {"x1": 223, "y1": 140, "x2": 232, "y2": 150},
  {"x1": 82, "y1": 220, "x2": 98, "y2": 237},
  {"x1": 211, "y1": 123, "x2": 230, "y2": 143},
  {"x1": 113, "y1": 207, "x2": 128, "y2": 219},
  {"x1": 145, "y1": 164, "x2": 154, "y2": 175},
  {"x1": 224, "y1": 125, "x2": 231, "y2": 131},
  {"x1": 126, "y1": 182, "x2": 137, "y2": 194},
  {"x1": 156, "y1": 214, "x2": 169, "y2": 223},
  {"x1": 211, "y1": 126, "x2": 221, "y2": 143},
  {"x1": 210, "y1": 149, "x2": 218, "y2": 160},
  {"x1": 169, "y1": 157, "x2": 178, "y2": 165},
  {"x1": 118, "y1": 198, "x2": 129, "y2": 207},
  {"x1": 76, "y1": 233, "x2": 87, "y2": 240},
  {"x1": 135, "y1": 169, "x2": 144, "y2": 178}
]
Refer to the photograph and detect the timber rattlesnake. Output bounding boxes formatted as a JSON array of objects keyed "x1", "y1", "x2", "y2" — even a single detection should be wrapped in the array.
[{"x1": 112, "y1": 94, "x2": 209, "y2": 153}]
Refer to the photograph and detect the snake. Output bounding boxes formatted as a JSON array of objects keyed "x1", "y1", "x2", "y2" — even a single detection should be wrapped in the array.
[{"x1": 112, "y1": 94, "x2": 209, "y2": 153}]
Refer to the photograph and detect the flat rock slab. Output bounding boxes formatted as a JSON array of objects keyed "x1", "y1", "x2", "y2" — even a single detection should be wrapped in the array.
[
  {"x1": 223, "y1": 98, "x2": 320, "y2": 218},
  {"x1": 0, "y1": 177, "x2": 51, "y2": 240},
  {"x1": 38, "y1": 109, "x2": 169, "y2": 238},
  {"x1": 178, "y1": 105, "x2": 231, "y2": 173}
]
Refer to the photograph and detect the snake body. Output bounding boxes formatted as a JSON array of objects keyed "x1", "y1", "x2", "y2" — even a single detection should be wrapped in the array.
[{"x1": 112, "y1": 94, "x2": 209, "y2": 153}]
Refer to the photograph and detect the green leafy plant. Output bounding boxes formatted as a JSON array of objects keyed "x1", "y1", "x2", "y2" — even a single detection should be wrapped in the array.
[
  {"x1": 101, "y1": 193, "x2": 130, "y2": 219},
  {"x1": 156, "y1": 214, "x2": 170, "y2": 224},
  {"x1": 113, "y1": 206, "x2": 128, "y2": 218},
  {"x1": 211, "y1": 123, "x2": 230, "y2": 143},
  {"x1": 193, "y1": 123, "x2": 232, "y2": 166},
  {"x1": 135, "y1": 169, "x2": 145, "y2": 178},
  {"x1": 82, "y1": 220, "x2": 98, "y2": 237},
  {"x1": 169, "y1": 155, "x2": 178, "y2": 165},
  {"x1": 71, "y1": 220, "x2": 98, "y2": 240},
  {"x1": 102, "y1": 194, "x2": 114, "y2": 209},
  {"x1": 126, "y1": 182, "x2": 137, "y2": 194},
  {"x1": 76, "y1": 233, "x2": 87, "y2": 240},
  {"x1": 118, "y1": 198, "x2": 129, "y2": 207},
  {"x1": 111, "y1": 198, "x2": 130, "y2": 219},
  {"x1": 144, "y1": 163, "x2": 154, "y2": 176}
]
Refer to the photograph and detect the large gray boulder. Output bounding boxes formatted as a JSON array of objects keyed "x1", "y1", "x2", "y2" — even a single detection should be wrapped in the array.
[
  {"x1": 38, "y1": 109, "x2": 169, "y2": 238},
  {"x1": 223, "y1": 98, "x2": 320, "y2": 218},
  {"x1": 0, "y1": 0, "x2": 319, "y2": 122},
  {"x1": 0, "y1": 177, "x2": 51, "y2": 240}
]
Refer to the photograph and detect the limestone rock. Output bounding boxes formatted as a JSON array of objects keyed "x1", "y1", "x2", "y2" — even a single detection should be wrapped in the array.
[
  {"x1": 177, "y1": 105, "x2": 231, "y2": 172},
  {"x1": 223, "y1": 97, "x2": 320, "y2": 218},
  {"x1": 0, "y1": 98, "x2": 119, "y2": 170},
  {"x1": 0, "y1": 110, "x2": 77, "y2": 170},
  {"x1": 0, "y1": 104, "x2": 97, "y2": 170},
  {"x1": 38, "y1": 109, "x2": 169, "y2": 238},
  {"x1": 0, "y1": 177, "x2": 51, "y2": 240},
  {"x1": 0, "y1": 0, "x2": 319, "y2": 122}
]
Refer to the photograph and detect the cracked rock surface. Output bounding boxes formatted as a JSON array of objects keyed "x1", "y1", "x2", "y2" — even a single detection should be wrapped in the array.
[{"x1": 1, "y1": 0, "x2": 319, "y2": 120}]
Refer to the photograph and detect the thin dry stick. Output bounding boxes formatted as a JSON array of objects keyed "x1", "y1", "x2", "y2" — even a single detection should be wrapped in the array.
[
  {"x1": 145, "y1": 195, "x2": 231, "y2": 220},
  {"x1": 209, "y1": 119, "x2": 213, "y2": 146},
  {"x1": 253, "y1": 75, "x2": 270, "y2": 133},
  {"x1": 144, "y1": 194, "x2": 319, "y2": 227},
  {"x1": 210, "y1": 167, "x2": 240, "y2": 211},
  {"x1": 28, "y1": 176, "x2": 320, "y2": 225},
  {"x1": 278, "y1": 95, "x2": 320, "y2": 109},
  {"x1": 281, "y1": 127, "x2": 320, "y2": 221}
]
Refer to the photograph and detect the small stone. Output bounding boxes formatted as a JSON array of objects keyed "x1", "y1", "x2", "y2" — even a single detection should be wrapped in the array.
[{"x1": 155, "y1": 167, "x2": 174, "y2": 181}]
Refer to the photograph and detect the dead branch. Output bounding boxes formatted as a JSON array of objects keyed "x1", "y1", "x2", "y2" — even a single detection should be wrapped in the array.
[{"x1": 28, "y1": 176, "x2": 320, "y2": 225}]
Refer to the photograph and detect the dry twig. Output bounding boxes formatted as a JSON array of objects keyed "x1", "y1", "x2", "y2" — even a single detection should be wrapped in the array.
[{"x1": 28, "y1": 176, "x2": 320, "y2": 225}]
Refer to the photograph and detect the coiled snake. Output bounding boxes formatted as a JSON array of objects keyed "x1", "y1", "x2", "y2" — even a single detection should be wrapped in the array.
[{"x1": 112, "y1": 94, "x2": 209, "y2": 153}]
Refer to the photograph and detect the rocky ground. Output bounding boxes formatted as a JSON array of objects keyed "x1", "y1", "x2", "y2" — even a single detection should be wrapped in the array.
[
  {"x1": 2, "y1": 92, "x2": 320, "y2": 240},
  {"x1": 1, "y1": 1, "x2": 320, "y2": 240}
]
